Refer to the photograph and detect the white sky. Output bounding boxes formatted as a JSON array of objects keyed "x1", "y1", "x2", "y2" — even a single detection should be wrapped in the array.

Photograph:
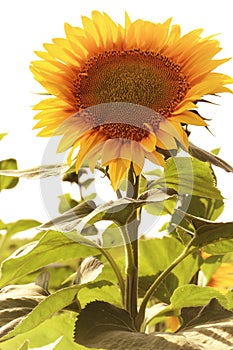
[{"x1": 0, "y1": 0, "x2": 232, "y2": 226}]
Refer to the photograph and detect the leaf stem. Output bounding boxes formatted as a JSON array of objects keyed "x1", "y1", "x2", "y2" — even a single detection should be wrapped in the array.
[
  {"x1": 97, "y1": 245, "x2": 125, "y2": 306},
  {"x1": 135, "y1": 240, "x2": 196, "y2": 330}
]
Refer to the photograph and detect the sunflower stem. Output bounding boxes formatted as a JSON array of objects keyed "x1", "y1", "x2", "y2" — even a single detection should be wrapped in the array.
[{"x1": 121, "y1": 165, "x2": 140, "y2": 321}]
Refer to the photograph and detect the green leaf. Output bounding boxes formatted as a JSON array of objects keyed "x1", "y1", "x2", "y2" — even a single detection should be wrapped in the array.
[
  {"x1": 0, "y1": 231, "x2": 99, "y2": 287},
  {"x1": 166, "y1": 284, "x2": 229, "y2": 313},
  {"x1": 0, "y1": 283, "x2": 49, "y2": 339},
  {"x1": 58, "y1": 194, "x2": 79, "y2": 214},
  {"x1": 210, "y1": 148, "x2": 221, "y2": 156},
  {"x1": 174, "y1": 209, "x2": 233, "y2": 250},
  {"x1": 176, "y1": 196, "x2": 224, "y2": 222},
  {"x1": 179, "y1": 298, "x2": 233, "y2": 331},
  {"x1": 6, "y1": 220, "x2": 41, "y2": 238},
  {"x1": 78, "y1": 284, "x2": 121, "y2": 308},
  {"x1": 74, "y1": 300, "x2": 233, "y2": 349},
  {"x1": 144, "y1": 196, "x2": 177, "y2": 216},
  {"x1": 204, "y1": 239, "x2": 233, "y2": 254},
  {"x1": 193, "y1": 222, "x2": 233, "y2": 247},
  {"x1": 0, "y1": 283, "x2": 98, "y2": 341},
  {"x1": 0, "y1": 159, "x2": 19, "y2": 191},
  {"x1": 155, "y1": 157, "x2": 223, "y2": 199},
  {"x1": 0, "y1": 313, "x2": 85, "y2": 350},
  {"x1": 102, "y1": 223, "x2": 124, "y2": 247}
]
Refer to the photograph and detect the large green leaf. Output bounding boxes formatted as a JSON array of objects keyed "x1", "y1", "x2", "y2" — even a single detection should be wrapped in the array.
[
  {"x1": 0, "y1": 159, "x2": 19, "y2": 191},
  {"x1": 74, "y1": 300, "x2": 233, "y2": 349},
  {"x1": 0, "y1": 279, "x2": 111, "y2": 343},
  {"x1": 0, "y1": 285, "x2": 82, "y2": 341},
  {"x1": 154, "y1": 157, "x2": 223, "y2": 199},
  {"x1": 0, "y1": 313, "x2": 86, "y2": 350},
  {"x1": 0, "y1": 231, "x2": 98, "y2": 287}
]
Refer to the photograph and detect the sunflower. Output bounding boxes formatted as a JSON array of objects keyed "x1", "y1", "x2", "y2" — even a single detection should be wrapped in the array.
[
  {"x1": 31, "y1": 12, "x2": 232, "y2": 190},
  {"x1": 207, "y1": 262, "x2": 233, "y2": 293}
]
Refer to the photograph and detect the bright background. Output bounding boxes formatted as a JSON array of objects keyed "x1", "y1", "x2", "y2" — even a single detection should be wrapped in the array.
[{"x1": 0, "y1": 0, "x2": 232, "y2": 226}]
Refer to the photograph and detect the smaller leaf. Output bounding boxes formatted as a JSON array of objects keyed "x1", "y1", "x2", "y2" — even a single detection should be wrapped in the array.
[
  {"x1": 74, "y1": 256, "x2": 103, "y2": 285},
  {"x1": 193, "y1": 222, "x2": 233, "y2": 247},
  {"x1": 6, "y1": 220, "x2": 41, "y2": 238},
  {"x1": 166, "y1": 284, "x2": 229, "y2": 314},
  {"x1": 102, "y1": 223, "x2": 124, "y2": 247},
  {"x1": 0, "y1": 159, "x2": 19, "y2": 191},
  {"x1": 58, "y1": 194, "x2": 79, "y2": 214},
  {"x1": 35, "y1": 271, "x2": 50, "y2": 292}
]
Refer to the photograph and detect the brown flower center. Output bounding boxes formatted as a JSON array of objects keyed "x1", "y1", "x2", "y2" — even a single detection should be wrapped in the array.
[{"x1": 74, "y1": 49, "x2": 189, "y2": 141}]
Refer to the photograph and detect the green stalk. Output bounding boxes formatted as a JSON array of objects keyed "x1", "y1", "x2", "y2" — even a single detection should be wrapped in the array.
[
  {"x1": 135, "y1": 241, "x2": 196, "y2": 331},
  {"x1": 120, "y1": 165, "x2": 140, "y2": 320},
  {"x1": 120, "y1": 224, "x2": 137, "y2": 316}
]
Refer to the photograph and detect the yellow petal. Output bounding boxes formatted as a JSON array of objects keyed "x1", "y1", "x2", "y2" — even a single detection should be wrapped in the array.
[
  {"x1": 156, "y1": 129, "x2": 177, "y2": 150},
  {"x1": 101, "y1": 139, "x2": 122, "y2": 166},
  {"x1": 108, "y1": 159, "x2": 127, "y2": 191},
  {"x1": 145, "y1": 150, "x2": 165, "y2": 167},
  {"x1": 140, "y1": 132, "x2": 157, "y2": 152},
  {"x1": 131, "y1": 141, "x2": 145, "y2": 176},
  {"x1": 169, "y1": 111, "x2": 208, "y2": 126},
  {"x1": 159, "y1": 119, "x2": 188, "y2": 150}
]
